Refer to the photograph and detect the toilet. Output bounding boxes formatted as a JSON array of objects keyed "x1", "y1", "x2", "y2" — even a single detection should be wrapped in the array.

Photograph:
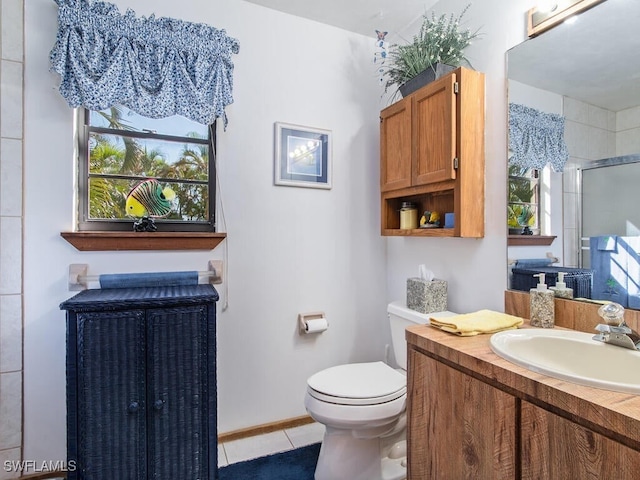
[{"x1": 304, "y1": 301, "x2": 456, "y2": 480}]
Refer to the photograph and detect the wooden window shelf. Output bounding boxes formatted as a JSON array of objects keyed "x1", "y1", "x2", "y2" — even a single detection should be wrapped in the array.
[
  {"x1": 61, "y1": 231, "x2": 226, "y2": 251},
  {"x1": 507, "y1": 235, "x2": 556, "y2": 246}
]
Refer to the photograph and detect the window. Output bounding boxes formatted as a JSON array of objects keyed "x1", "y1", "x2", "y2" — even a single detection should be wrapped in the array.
[
  {"x1": 508, "y1": 165, "x2": 539, "y2": 235},
  {"x1": 77, "y1": 106, "x2": 216, "y2": 232}
]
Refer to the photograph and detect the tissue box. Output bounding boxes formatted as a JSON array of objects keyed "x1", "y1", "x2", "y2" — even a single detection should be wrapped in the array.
[{"x1": 406, "y1": 278, "x2": 448, "y2": 314}]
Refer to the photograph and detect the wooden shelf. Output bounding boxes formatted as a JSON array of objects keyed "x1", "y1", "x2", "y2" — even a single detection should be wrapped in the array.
[
  {"x1": 508, "y1": 235, "x2": 556, "y2": 246},
  {"x1": 61, "y1": 231, "x2": 226, "y2": 251},
  {"x1": 382, "y1": 228, "x2": 455, "y2": 237}
]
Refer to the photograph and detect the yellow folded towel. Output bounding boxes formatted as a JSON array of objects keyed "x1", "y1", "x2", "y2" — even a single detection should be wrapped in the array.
[{"x1": 429, "y1": 310, "x2": 524, "y2": 336}]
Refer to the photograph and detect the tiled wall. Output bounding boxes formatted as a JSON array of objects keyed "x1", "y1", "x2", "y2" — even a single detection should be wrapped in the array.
[
  {"x1": 0, "y1": 1, "x2": 24, "y2": 478},
  {"x1": 616, "y1": 105, "x2": 640, "y2": 156},
  {"x1": 562, "y1": 96, "x2": 616, "y2": 267},
  {"x1": 563, "y1": 98, "x2": 640, "y2": 268}
]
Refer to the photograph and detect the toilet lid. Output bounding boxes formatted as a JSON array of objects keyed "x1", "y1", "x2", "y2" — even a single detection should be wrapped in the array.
[{"x1": 307, "y1": 362, "x2": 406, "y2": 405}]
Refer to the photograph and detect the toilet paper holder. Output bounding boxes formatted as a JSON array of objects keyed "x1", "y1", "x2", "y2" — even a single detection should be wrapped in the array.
[{"x1": 298, "y1": 311, "x2": 328, "y2": 334}]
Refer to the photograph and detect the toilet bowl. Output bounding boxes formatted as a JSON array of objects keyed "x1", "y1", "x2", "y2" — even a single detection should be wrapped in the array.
[
  {"x1": 304, "y1": 302, "x2": 456, "y2": 480},
  {"x1": 305, "y1": 361, "x2": 408, "y2": 480}
]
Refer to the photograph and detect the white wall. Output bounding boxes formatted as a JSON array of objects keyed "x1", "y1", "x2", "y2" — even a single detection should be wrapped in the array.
[
  {"x1": 24, "y1": 0, "x2": 387, "y2": 462},
  {"x1": 386, "y1": 0, "x2": 528, "y2": 312},
  {"x1": 507, "y1": 80, "x2": 564, "y2": 267},
  {"x1": 22, "y1": 0, "x2": 543, "y2": 464}
]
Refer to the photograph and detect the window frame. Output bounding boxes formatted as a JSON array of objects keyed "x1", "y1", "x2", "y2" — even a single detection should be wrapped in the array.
[
  {"x1": 76, "y1": 108, "x2": 217, "y2": 232},
  {"x1": 508, "y1": 166, "x2": 540, "y2": 235}
]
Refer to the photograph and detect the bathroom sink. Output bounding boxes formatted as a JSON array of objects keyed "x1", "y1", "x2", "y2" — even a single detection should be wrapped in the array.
[{"x1": 489, "y1": 329, "x2": 640, "y2": 395}]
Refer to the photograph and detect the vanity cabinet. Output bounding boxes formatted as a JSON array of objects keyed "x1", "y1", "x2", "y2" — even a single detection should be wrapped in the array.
[
  {"x1": 406, "y1": 325, "x2": 640, "y2": 480},
  {"x1": 379, "y1": 66, "x2": 485, "y2": 237},
  {"x1": 60, "y1": 285, "x2": 219, "y2": 480},
  {"x1": 521, "y1": 401, "x2": 640, "y2": 479},
  {"x1": 407, "y1": 349, "x2": 516, "y2": 479}
]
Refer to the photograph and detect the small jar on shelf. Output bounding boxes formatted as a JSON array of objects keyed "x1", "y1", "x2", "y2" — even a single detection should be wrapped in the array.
[{"x1": 400, "y1": 201, "x2": 418, "y2": 229}]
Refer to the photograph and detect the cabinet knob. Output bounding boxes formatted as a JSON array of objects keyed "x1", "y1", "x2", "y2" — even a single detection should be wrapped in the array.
[
  {"x1": 128, "y1": 402, "x2": 139, "y2": 413},
  {"x1": 154, "y1": 399, "x2": 165, "y2": 410}
]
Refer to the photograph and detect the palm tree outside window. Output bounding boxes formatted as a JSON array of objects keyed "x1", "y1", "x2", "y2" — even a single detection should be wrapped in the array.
[{"x1": 508, "y1": 165, "x2": 539, "y2": 235}]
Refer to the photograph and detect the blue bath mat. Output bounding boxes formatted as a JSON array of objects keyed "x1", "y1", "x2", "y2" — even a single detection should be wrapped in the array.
[{"x1": 218, "y1": 443, "x2": 320, "y2": 480}]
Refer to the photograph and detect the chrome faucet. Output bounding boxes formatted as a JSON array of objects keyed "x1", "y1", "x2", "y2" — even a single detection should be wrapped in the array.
[{"x1": 593, "y1": 303, "x2": 640, "y2": 351}]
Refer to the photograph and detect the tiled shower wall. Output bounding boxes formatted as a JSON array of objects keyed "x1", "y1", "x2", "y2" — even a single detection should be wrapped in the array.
[
  {"x1": 0, "y1": 1, "x2": 24, "y2": 479},
  {"x1": 562, "y1": 96, "x2": 616, "y2": 267},
  {"x1": 563, "y1": 96, "x2": 640, "y2": 268}
]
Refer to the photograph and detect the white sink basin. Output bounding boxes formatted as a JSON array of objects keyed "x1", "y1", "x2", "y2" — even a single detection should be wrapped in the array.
[{"x1": 490, "y1": 329, "x2": 640, "y2": 395}]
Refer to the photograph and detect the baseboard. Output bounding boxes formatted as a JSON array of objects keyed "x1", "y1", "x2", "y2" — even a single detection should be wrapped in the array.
[
  {"x1": 19, "y1": 473, "x2": 66, "y2": 480},
  {"x1": 218, "y1": 414, "x2": 315, "y2": 443}
]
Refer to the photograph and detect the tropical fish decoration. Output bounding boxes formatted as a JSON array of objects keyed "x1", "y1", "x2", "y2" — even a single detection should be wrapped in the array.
[{"x1": 125, "y1": 179, "x2": 175, "y2": 231}]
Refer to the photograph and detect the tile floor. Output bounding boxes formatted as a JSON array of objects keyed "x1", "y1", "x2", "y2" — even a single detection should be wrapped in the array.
[{"x1": 218, "y1": 422, "x2": 325, "y2": 467}]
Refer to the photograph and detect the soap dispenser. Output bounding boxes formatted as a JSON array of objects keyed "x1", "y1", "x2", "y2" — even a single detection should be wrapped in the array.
[
  {"x1": 550, "y1": 272, "x2": 574, "y2": 299},
  {"x1": 530, "y1": 273, "x2": 555, "y2": 328}
]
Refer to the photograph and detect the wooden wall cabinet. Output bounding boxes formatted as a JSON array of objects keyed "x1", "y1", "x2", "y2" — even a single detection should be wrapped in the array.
[
  {"x1": 60, "y1": 285, "x2": 219, "y2": 480},
  {"x1": 380, "y1": 67, "x2": 485, "y2": 237}
]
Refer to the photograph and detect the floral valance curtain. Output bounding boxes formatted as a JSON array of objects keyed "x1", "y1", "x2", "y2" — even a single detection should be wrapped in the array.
[
  {"x1": 508, "y1": 103, "x2": 568, "y2": 172},
  {"x1": 49, "y1": 0, "x2": 240, "y2": 127}
]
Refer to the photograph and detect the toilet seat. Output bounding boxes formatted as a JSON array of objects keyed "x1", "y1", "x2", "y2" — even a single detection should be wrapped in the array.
[{"x1": 307, "y1": 362, "x2": 406, "y2": 406}]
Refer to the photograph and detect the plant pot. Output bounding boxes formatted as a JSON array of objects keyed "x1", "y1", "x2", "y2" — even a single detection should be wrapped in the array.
[{"x1": 399, "y1": 63, "x2": 456, "y2": 97}]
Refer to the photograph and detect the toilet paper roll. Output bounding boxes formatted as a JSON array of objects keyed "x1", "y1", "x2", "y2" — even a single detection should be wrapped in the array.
[{"x1": 304, "y1": 317, "x2": 329, "y2": 334}]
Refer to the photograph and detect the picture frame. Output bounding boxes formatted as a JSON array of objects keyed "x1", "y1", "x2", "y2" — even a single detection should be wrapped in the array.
[{"x1": 274, "y1": 122, "x2": 332, "y2": 189}]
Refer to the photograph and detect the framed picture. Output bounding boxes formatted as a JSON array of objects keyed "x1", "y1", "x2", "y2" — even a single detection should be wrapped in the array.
[{"x1": 274, "y1": 122, "x2": 332, "y2": 189}]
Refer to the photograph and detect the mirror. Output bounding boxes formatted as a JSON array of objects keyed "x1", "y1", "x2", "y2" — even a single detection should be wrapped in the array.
[{"x1": 507, "y1": 0, "x2": 640, "y2": 309}]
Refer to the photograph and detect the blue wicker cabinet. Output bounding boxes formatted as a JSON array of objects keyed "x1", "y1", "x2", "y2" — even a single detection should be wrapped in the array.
[{"x1": 60, "y1": 285, "x2": 219, "y2": 480}]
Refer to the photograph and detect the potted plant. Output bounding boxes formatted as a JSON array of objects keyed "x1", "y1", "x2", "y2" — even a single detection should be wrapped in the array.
[{"x1": 384, "y1": 4, "x2": 481, "y2": 98}]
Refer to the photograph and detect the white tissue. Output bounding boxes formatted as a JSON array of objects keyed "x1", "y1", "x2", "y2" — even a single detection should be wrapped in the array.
[
  {"x1": 418, "y1": 264, "x2": 434, "y2": 282},
  {"x1": 304, "y1": 318, "x2": 329, "y2": 333}
]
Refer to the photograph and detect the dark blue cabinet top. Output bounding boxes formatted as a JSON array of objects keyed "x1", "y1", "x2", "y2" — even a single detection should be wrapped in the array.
[{"x1": 60, "y1": 284, "x2": 219, "y2": 312}]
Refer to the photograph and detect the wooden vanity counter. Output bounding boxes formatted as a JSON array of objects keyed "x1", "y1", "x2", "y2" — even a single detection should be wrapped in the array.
[{"x1": 405, "y1": 322, "x2": 640, "y2": 479}]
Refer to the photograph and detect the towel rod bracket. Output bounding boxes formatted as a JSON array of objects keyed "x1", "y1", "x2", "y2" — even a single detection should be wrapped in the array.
[
  {"x1": 208, "y1": 260, "x2": 223, "y2": 285},
  {"x1": 69, "y1": 264, "x2": 89, "y2": 291}
]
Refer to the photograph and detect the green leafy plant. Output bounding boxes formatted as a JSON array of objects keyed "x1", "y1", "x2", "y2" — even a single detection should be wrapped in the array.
[
  {"x1": 383, "y1": 4, "x2": 481, "y2": 93},
  {"x1": 509, "y1": 179, "x2": 534, "y2": 203},
  {"x1": 508, "y1": 165, "x2": 535, "y2": 203}
]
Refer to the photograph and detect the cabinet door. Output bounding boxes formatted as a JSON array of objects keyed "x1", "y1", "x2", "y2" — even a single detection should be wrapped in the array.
[
  {"x1": 412, "y1": 74, "x2": 457, "y2": 185},
  {"x1": 147, "y1": 305, "x2": 211, "y2": 480},
  {"x1": 380, "y1": 98, "x2": 413, "y2": 192},
  {"x1": 75, "y1": 310, "x2": 147, "y2": 480},
  {"x1": 407, "y1": 349, "x2": 516, "y2": 479},
  {"x1": 521, "y1": 400, "x2": 640, "y2": 479}
]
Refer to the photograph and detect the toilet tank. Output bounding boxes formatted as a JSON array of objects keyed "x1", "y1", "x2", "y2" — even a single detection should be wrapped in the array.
[{"x1": 387, "y1": 301, "x2": 456, "y2": 370}]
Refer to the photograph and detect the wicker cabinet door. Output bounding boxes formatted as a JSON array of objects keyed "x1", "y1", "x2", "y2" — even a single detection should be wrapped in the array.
[
  {"x1": 146, "y1": 305, "x2": 210, "y2": 480},
  {"x1": 75, "y1": 310, "x2": 147, "y2": 480}
]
